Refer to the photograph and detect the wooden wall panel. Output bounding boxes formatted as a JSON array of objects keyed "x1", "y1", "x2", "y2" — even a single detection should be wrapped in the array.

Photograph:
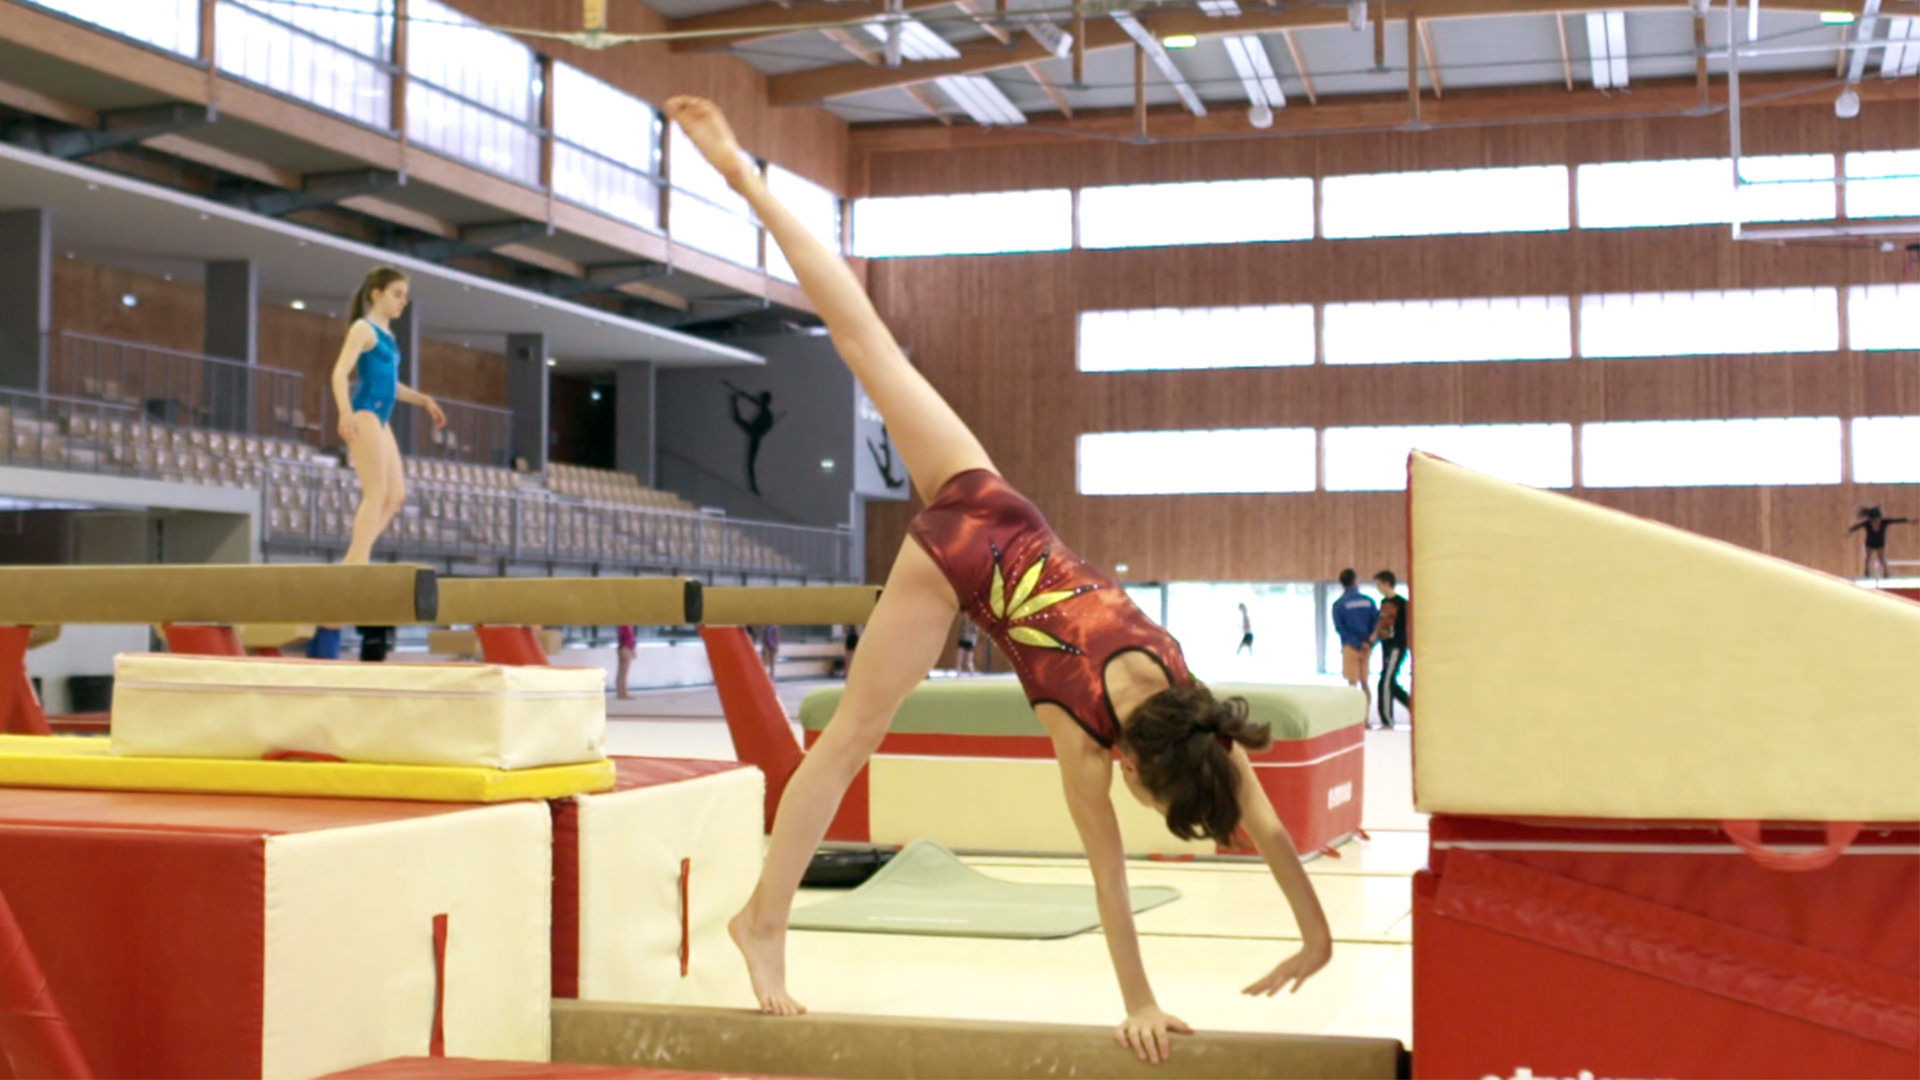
[
  {"x1": 444, "y1": 0, "x2": 848, "y2": 193},
  {"x1": 853, "y1": 101, "x2": 1920, "y2": 584},
  {"x1": 859, "y1": 102, "x2": 1919, "y2": 197}
]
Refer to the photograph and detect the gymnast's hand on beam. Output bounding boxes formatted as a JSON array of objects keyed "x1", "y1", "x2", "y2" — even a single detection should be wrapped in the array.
[
  {"x1": 664, "y1": 96, "x2": 756, "y2": 190},
  {"x1": 1115, "y1": 1004, "x2": 1191, "y2": 1065},
  {"x1": 1242, "y1": 938, "x2": 1332, "y2": 997}
]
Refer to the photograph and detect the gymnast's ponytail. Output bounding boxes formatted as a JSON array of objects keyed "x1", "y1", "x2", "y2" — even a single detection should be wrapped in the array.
[
  {"x1": 1118, "y1": 684, "x2": 1271, "y2": 844},
  {"x1": 350, "y1": 267, "x2": 407, "y2": 323}
]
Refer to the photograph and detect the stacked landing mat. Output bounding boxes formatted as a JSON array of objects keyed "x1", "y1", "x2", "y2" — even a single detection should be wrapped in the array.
[
  {"x1": 798, "y1": 679, "x2": 1364, "y2": 856},
  {"x1": 1407, "y1": 452, "x2": 1920, "y2": 1080}
]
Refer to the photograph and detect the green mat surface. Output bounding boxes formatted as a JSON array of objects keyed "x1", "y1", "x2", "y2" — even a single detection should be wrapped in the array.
[{"x1": 790, "y1": 839, "x2": 1180, "y2": 939}]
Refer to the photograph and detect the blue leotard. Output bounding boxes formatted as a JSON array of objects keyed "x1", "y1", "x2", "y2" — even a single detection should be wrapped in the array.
[{"x1": 349, "y1": 321, "x2": 399, "y2": 425}]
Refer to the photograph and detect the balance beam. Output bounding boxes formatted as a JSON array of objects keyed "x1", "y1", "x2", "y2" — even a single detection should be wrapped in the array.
[
  {"x1": 700, "y1": 586, "x2": 880, "y2": 627},
  {"x1": 0, "y1": 565, "x2": 436, "y2": 625},
  {"x1": 435, "y1": 578, "x2": 701, "y2": 628},
  {"x1": 551, "y1": 1002, "x2": 1406, "y2": 1080}
]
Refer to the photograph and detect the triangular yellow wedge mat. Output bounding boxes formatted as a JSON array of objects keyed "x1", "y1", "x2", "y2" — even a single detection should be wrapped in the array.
[{"x1": 1410, "y1": 452, "x2": 1920, "y2": 822}]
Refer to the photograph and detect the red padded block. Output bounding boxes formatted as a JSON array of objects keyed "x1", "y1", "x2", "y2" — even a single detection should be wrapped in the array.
[
  {"x1": 0, "y1": 788, "x2": 473, "y2": 1079},
  {"x1": 321, "y1": 1058, "x2": 814, "y2": 1080},
  {"x1": 550, "y1": 758, "x2": 754, "y2": 1001},
  {"x1": 0, "y1": 627, "x2": 48, "y2": 737},
  {"x1": 1414, "y1": 816, "x2": 1920, "y2": 1079}
]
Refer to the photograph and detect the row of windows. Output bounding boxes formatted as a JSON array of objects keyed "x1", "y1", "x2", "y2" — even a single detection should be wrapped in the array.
[
  {"x1": 1077, "y1": 285, "x2": 1920, "y2": 370},
  {"x1": 852, "y1": 154, "x2": 1920, "y2": 257},
  {"x1": 31, "y1": 0, "x2": 841, "y2": 281},
  {"x1": 1077, "y1": 417, "x2": 1920, "y2": 495}
]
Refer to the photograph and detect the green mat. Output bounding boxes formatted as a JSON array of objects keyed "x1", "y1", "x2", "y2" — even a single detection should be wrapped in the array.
[{"x1": 789, "y1": 839, "x2": 1180, "y2": 939}]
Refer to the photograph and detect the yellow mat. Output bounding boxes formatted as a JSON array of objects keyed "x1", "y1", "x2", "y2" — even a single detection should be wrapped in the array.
[{"x1": 0, "y1": 735, "x2": 615, "y2": 802}]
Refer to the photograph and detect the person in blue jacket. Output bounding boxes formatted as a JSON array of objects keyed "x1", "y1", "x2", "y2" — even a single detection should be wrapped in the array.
[{"x1": 1331, "y1": 569, "x2": 1379, "y2": 726}]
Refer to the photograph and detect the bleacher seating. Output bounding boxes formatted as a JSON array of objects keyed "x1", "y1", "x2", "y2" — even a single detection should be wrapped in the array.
[{"x1": 0, "y1": 404, "x2": 817, "y2": 575}]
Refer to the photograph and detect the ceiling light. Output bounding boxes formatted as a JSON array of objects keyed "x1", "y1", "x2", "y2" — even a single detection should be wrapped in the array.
[
  {"x1": 546, "y1": 358, "x2": 558, "y2": 367},
  {"x1": 820, "y1": 457, "x2": 836, "y2": 472},
  {"x1": 1347, "y1": 0, "x2": 1366, "y2": 30},
  {"x1": 1835, "y1": 86, "x2": 1861, "y2": 119},
  {"x1": 1161, "y1": 33, "x2": 1199, "y2": 48},
  {"x1": 1249, "y1": 102, "x2": 1274, "y2": 128},
  {"x1": 590, "y1": 389, "x2": 602, "y2": 402},
  {"x1": 1820, "y1": 10, "x2": 1856, "y2": 22},
  {"x1": 120, "y1": 293, "x2": 138, "y2": 308},
  {"x1": 290, "y1": 300, "x2": 307, "y2": 310},
  {"x1": 1115, "y1": 563, "x2": 1130, "y2": 573}
]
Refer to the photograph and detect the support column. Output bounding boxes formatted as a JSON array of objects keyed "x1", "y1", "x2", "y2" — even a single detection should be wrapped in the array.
[
  {"x1": 615, "y1": 361, "x2": 656, "y2": 486},
  {"x1": 0, "y1": 210, "x2": 51, "y2": 393},
  {"x1": 203, "y1": 260, "x2": 256, "y2": 432},
  {"x1": 389, "y1": 303, "x2": 421, "y2": 454},
  {"x1": 506, "y1": 332, "x2": 549, "y2": 472}
]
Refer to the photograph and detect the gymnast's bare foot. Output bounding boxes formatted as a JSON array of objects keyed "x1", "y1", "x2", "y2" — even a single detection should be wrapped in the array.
[{"x1": 729, "y1": 908, "x2": 805, "y2": 1016}]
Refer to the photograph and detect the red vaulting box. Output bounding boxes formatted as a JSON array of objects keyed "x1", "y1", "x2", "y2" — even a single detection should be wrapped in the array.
[
  {"x1": 0, "y1": 786, "x2": 552, "y2": 1080},
  {"x1": 551, "y1": 758, "x2": 761, "y2": 1006}
]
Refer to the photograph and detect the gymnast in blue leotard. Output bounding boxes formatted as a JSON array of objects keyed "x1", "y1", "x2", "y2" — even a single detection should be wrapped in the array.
[{"x1": 328, "y1": 267, "x2": 446, "y2": 572}]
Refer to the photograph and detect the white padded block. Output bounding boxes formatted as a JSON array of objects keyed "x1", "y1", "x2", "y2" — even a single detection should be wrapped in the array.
[
  {"x1": 113, "y1": 653, "x2": 607, "y2": 769},
  {"x1": 1411, "y1": 451, "x2": 1920, "y2": 821},
  {"x1": 868, "y1": 756, "x2": 1216, "y2": 856},
  {"x1": 262, "y1": 802, "x2": 551, "y2": 1080},
  {"x1": 575, "y1": 765, "x2": 763, "y2": 1006}
]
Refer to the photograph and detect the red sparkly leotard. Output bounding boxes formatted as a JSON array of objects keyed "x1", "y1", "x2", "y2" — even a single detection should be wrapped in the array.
[{"x1": 907, "y1": 470, "x2": 1191, "y2": 747}]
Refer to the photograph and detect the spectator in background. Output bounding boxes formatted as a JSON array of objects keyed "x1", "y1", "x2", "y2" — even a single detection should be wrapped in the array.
[
  {"x1": 761, "y1": 622, "x2": 781, "y2": 680},
  {"x1": 1370, "y1": 572, "x2": 1411, "y2": 730},
  {"x1": 1332, "y1": 569, "x2": 1379, "y2": 725},
  {"x1": 615, "y1": 625, "x2": 637, "y2": 701},
  {"x1": 1236, "y1": 603, "x2": 1255, "y2": 656},
  {"x1": 955, "y1": 616, "x2": 979, "y2": 675}
]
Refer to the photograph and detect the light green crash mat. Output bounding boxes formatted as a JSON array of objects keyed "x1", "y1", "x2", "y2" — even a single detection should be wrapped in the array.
[{"x1": 790, "y1": 839, "x2": 1180, "y2": 939}]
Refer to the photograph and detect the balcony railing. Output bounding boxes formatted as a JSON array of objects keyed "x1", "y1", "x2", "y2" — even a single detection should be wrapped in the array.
[{"x1": 46, "y1": 331, "x2": 307, "y2": 442}]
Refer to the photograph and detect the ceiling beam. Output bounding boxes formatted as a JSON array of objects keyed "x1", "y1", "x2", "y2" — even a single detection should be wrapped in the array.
[
  {"x1": 1111, "y1": 11, "x2": 1207, "y2": 115},
  {"x1": 956, "y1": 0, "x2": 1012, "y2": 44},
  {"x1": 1419, "y1": 19, "x2": 1443, "y2": 97},
  {"x1": 1025, "y1": 62, "x2": 1075, "y2": 117},
  {"x1": 1281, "y1": 29, "x2": 1318, "y2": 105},
  {"x1": 904, "y1": 83, "x2": 954, "y2": 123},
  {"x1": 770, "y1": 0, "x2": 1823, "y2": 104},
  {"x1": 847, "y1": 69, "x2": 1913, "y2": 151},
  {"x1": 1556, "y1": 13, "x2": 1574, "y2": 90},
  {"x1": 823, "y1": 26, "x2": 882, "y2": 63},
  {"x1": 666, "y1": 0, "x2": 949, "y2": 53}
]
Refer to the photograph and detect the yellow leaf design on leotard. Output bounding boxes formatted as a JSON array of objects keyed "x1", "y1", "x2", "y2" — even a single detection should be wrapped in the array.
[
  {"x1": 1008, "y1": 626, "x2": 1067, "y2": 650},
  {"x1": 1010, "y1": 589, "x2": 1077, "y2": 622},
  {"x1": 989, "y1": 560, "x2": 1008, "y2": 620},
  {"x1": 1008, "y1": 553, "x2": 1046, "y2": 613}
]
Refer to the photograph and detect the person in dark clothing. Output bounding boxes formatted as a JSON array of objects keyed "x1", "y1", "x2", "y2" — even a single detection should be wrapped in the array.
[
  {"x1": 1850, "y1": 506, "x2": 1912, "y2": 580},
  {"x1": 1331, "y1": 570, "x2": 1378, "y2": 722},
  {"x1": 1369, "y1": 571, "x2": 1411, "y2": 730},
  {"x1": 1236, "y1": 603, "x2": 1254, "y2": 656}
]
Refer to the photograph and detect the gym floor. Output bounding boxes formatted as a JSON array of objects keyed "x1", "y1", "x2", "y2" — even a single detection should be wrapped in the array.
[{"x1": 604, "y1": 679, "x2": 1422, "y2": 1047}]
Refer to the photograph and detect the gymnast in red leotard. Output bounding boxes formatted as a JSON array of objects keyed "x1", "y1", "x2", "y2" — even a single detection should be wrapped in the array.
[{"x1": 667, "y1": 97, "x2": 1332, "y2": 1065}]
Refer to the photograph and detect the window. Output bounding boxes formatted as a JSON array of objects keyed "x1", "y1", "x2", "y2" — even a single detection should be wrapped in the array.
[
  {"x1": 1849, "y1": 284, "x2": 1920, "y2": 351},
  {"x1": 852, "y1": 191, "x2": 1072, "y2": 257},
  {"x1": 1323, "y1": 297, "x2": 1571, "y2": 365},
  {"x1": 765, "y1": 166, "x2": 843, "y2": 282},
  {"x1": 1579, "y1": 289, "x2": 1838, "y2": 358},
  {"x1": 406, "y1": 0, "x2": 541, "y2": 185},
  {"x1": 1078, "y1": 429, "x2": 1317, "y2": 495},
  {"x1": 1077, "y1": 179, "x2": 1314, "y2": 249},
  {"x1": 1077, "y1": 306, "x2": 1315, "y2": 372},
  {"x1": 1581, "y1": 417, "x2": 1842, "y2": 487},
  {"x1": 26, "y1": 0, "x2": 199, "y2": 56},
  {"x1": 668, "y1": 124, "x2": 760, "y2": 266},
  {"x1": 216, "y1": 0, "x2": 393, "y2": 129},
  {"x1": 1323, "y1": 424, "x2": 1574, "y2": 491},
  {"x1": 552, "y1": 62, "x2": 660, "y2": 229},
  {"x1": 1577, "y1": 155, "x2": 1836, "y2": 229},
  {"x1": 1852, "y1": 417, "x2": 1920, "y2": 483},
  {"x1": 1321, "y1": 166, "x2": 1569, "y2": 239},
  {"x1": 1845, "y1": 150, "x2": 1920, "y2": 219}
]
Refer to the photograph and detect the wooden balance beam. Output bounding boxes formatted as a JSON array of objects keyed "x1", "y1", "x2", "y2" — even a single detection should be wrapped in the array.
[
  {"x1": 700, "y1": 586, "x2": 879, "y2": 628},
  {"x1": 0, "y1": 564, "x2": 437, "y2": 626},
  {"x1": 551, "y1": 1002, "x2": 1407, "y2": 1080}
]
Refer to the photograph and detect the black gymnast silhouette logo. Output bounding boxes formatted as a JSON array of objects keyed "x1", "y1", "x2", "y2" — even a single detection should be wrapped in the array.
[
  {"x1": 725, "y1": 380, "x2": 783, "y2": 496},
  {"x1": 866, "y1": 424, "x2": 907, "y2": 491}
]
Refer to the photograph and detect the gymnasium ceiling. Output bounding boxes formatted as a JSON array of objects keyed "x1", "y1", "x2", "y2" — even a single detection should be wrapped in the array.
[{"x1": 642, "y1": 0, "x2": 1918, "y2": 130}]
